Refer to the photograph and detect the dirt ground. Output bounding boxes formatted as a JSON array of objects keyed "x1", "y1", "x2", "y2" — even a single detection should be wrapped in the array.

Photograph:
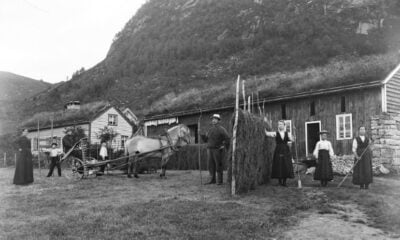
[{"x1": 0, "y1": 168, "x2": 399, "y2": 239}]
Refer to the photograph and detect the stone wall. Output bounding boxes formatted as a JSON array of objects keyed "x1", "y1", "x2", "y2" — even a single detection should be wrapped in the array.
[{"x1": 370, "y1": 113, "x2": 400, "y2": 173}]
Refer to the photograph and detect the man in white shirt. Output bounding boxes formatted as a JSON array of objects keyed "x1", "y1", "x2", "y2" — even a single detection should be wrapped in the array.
[{"x1": 47, "y1": 143, "x2": 62, "y2": 177}]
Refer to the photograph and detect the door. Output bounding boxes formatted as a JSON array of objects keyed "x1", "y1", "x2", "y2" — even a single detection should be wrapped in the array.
[
  {"x1": 187, "y1": 124, "x2": 198, "y2": 143},
  {"x1": 305, "y1": 121, "x2": 321, "y2": 155}
]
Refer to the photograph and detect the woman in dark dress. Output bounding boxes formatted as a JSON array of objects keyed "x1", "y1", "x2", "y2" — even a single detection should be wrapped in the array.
[
  {"x1": 13, "y1": 129, "x2": 34, "y2": 185},
  {"x1": 352, "y1": 126, "x2": 373, "y2": 189},
  {"x1": 313, "y1": 130, "x2": 335, "y2": 187},
  {"x1": 265, "y1": 120, "x2": 294, "y2": 186}
]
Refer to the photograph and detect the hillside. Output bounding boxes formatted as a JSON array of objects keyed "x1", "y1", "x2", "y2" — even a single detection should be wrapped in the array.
[
  {"x1": 0, "y1": 71, "x2": 51, "y2": 101},
  {"x1": 0, "y1": 72, "x2": 51, "y2": 135},
  {"x1": 11, "y1": 0, "x2": 400, "y2": 127}
]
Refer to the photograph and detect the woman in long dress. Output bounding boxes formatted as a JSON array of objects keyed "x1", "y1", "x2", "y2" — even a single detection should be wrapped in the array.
[
  {"x1": 13, "y1": 129, "x2": 34, "y2": 185},
  {"x1": 313, "y1": 130, "x2": 335, "y2": 187},
  {"x1": 352, "y1": 126, "x2": 373, "y2": 189},
  {"x1": 265, "y1": 120, "x2": 294, "y2": 186}
]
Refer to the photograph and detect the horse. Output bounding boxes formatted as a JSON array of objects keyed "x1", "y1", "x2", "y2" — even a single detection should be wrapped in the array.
[{"x1": 124, "y1": 124, "x2": 191, "y2": 178}]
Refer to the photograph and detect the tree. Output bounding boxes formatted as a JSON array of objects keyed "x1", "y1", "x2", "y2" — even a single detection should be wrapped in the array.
[
  {"x1": 96, "y1": 126, "x2": 119, "y2": 143},
  {"x1": 64, "y1": 127, "x2": 87, "y2": 144}
]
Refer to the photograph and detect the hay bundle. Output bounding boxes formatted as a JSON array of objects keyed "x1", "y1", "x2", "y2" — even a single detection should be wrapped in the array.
[{"x1": 228, "y1": 109, "x2": 273, "y2": 194}]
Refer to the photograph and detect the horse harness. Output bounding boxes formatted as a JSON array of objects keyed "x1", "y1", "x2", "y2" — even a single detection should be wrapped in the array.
[{"x1": 158, "y1": 130, "x2": 179, "y2": 152}]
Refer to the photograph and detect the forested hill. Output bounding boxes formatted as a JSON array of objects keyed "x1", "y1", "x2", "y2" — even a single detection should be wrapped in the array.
[{"x1": 20, "y1": 0, "x2": 400, "y2": 119}]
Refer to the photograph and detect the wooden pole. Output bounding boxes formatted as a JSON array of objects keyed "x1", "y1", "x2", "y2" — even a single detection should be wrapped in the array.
[
  {"x1": 50, "y1": 115, "x2": 54, "y2": 143},
  {"x1": 248, "y1": 96, "x2": 251, "y2": 113},
  {"x1": 197, "y1": 108, "x2": 204, "y2": 200},
  {"x1": 251, "y1": 92, "x2": 254, "y2": 114},
  {"x1": 242, "y1": 80, "x2": 246, "y2": 111},
  {"x1": 14, "y1": 153, "x2": 16, "y2": 166},
  {"x1": 232, "y1": 75, "x2": 240, "y2": 195},
  {"x1": 3, "y1": 152, "x2": 6, "y2": 167},
  {"x1": 37, "y1": 119, "x2": 41, "y2": 176},
  {"x1": 257, "y1": 92, "x2": 262, "y2": 116}
]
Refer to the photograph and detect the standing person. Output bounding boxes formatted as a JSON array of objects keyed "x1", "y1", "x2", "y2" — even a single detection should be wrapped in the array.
[
  {"x1": 13, "y1": 129, "x2": 34, "y2": 185},
  {"x1": 265, "y1": 120, "x2": 294, "y2": 186},
  {"x1": 98, "y1": 142, "x2": 108, "y2": 175},
  {"x1": 313, "y1": 130, "x2": 335, "y2": 187},
  {"x1": 201, "y1": 114, "x2": 230, "y2": 185},
  {"x1": 47, "y1": 143, "x2": 62, "y2": 177},
  {"x1": 352, "y1": 126, "x2": 373, "y2": 189},
  {"x1": 62, "y1": 129, "x2": 74, "y2": 154}
]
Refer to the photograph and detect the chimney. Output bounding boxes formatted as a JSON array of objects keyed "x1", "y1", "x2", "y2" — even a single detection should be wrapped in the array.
[{"x1": 64, "y1": 101, "x2": 81, "y2": 111}]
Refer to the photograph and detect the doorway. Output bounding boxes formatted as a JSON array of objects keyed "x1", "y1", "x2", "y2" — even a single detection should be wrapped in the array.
[
  {"x1": 187, "y1": 124, "x2": 198, "y2": 143},
  {"x1": 305, "y1": 121, "x2": 321, "y2": 155}
]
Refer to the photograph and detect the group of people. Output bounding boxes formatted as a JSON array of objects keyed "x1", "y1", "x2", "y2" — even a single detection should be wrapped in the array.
[
  {"x1": 13, "y1": 127, "x2": 111, "y2": 185},
  {"x1": 202, "y1": 115, "x2": 373, "y2": 189},
  {"x1": 13, "y1": 113, "x2": 374, "y2": 190},
  {"x1": 266, "y1": 120, "x2": 373, "y2": 189}
]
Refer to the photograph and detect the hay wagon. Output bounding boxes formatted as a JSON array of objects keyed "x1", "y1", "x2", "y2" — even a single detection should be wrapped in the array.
[{"x1": 60, "y1": 138, "x2": 169, "y2": 179}]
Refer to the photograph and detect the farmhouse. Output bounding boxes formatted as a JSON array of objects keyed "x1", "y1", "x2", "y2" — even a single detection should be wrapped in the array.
[
  {"x1": 144, "y1": 61, "x2": 400, "y2": 171},
  {"x1": 25, "y1": 101, "x2": 135, "y2": 154}
]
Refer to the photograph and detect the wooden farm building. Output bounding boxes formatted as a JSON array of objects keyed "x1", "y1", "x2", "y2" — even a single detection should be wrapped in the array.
[
  {"x1": 25, "y1": 102, "x2": 135, "y2": 154},
  {"x1": 144, "y1": 62, "x2": 400, "y2": 170}
]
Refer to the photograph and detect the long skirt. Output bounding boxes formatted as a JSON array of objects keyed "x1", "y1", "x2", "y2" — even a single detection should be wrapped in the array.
[
  {"x1": 314, "y1": 149, "x2": 333, "y2": 181},
  {"x1": 271, "y1": 144, "x2": 294, "y2": 179},
  {"x1": 352, "y1": 149, "x2": 373, "y2": 185},
  {"x1": 13, "y1": 150, "x2": 34, "y2": 185}
]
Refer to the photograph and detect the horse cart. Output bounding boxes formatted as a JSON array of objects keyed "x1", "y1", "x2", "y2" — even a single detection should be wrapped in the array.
[{"x1": 60, "y1": 124, "x2": 192, "y2": 179}]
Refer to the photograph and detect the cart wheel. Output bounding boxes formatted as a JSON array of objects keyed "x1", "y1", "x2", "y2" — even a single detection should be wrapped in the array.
[{"x1": 62, "y1": 157, "x2": 85, "y2": 179}]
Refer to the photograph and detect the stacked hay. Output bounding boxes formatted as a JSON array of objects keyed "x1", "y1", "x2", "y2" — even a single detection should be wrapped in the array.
[{"x1": 228, "y1": 110, "x2": 274, "y2": 194}]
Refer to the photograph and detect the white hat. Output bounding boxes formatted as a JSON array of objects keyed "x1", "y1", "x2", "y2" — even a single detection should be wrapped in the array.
[{"x1": 211, "y1": 114, "x2": 221, "y2": 120}]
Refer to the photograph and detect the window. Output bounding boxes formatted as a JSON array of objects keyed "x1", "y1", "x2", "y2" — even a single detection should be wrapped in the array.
[
  {"x1": 281, "y1": 104, "x2": 287, "y2": 120},
  {"x1": 336, "y1": 114, "x2": 352, "y2": 140},
  {"x1": 108, "y1": 114, "x2": 118, "y2": 126},
  {"x1": 341, "y1": 96, "x2": 346, "y2": 113},
  {"x1": 310, "y1": 101, "x2": 315, "y2": 116},
  {"x1": 121, "y1": 135, "x2": 128, "y2": 149}
]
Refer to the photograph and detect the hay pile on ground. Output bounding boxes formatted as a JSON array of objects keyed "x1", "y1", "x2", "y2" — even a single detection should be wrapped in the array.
[{"x1": 228, "y1": 110, "x2": 274, "y2": 194}]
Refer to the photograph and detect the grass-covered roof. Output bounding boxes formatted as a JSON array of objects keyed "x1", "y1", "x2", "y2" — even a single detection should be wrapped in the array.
[
  {"x1": 147, "y1": 53, "x2": 399, "y2": 116},
  {"x1": 23, "y1": 101, "x2": 110, "y2": 130}
]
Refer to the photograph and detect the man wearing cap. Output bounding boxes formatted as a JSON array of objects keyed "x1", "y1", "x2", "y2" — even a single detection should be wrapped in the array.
[{"x1": 201, "y1": 114, "x2": 230, "y2": 185}]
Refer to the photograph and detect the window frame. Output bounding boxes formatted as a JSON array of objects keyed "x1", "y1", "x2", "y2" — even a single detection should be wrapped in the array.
[
  {"x1": 336, "y1": 113, "x2": 353, "y2": 140},
  {"x1": 108, "y1": 114, "x2": 118, "y2": 126}
]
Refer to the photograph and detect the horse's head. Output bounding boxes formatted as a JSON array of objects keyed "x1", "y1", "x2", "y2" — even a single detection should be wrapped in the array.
[{"x1": 167, "y1": 124, "x2": 191, "y2": 148}]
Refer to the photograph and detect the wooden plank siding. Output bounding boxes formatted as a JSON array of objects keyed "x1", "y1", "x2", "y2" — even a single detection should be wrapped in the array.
[
  {"x1": 145, "y1": 87, "x2": 382, "y2": 158},
  {"x1": 26, "y1": 124, "x2": 90, "y2": 153},
  {"x1": 90, "y1": 107, "x2": 133, "y2": 149},
  {"x1": 386, "y1": 71, "x2": 400, "y2": 113}
]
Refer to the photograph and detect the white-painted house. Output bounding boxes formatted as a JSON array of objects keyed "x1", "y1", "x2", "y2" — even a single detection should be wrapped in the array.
[{"x1": 26, "y1": 104, "x2": 135, "y2": 154}]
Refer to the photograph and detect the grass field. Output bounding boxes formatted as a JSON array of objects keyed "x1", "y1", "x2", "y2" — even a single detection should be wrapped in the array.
[{"x1": 1, "y1": 168, "x2": 399, "y2": 240}]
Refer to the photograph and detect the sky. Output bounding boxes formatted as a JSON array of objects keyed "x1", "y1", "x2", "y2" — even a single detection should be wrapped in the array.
[{"x1": 0, "y1": 0, "x2": 147, "y2": 83}]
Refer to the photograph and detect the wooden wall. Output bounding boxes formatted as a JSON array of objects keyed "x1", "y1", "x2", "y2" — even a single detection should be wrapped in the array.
[
  {"x1": 145, "y1": 87, "x2": 382, "y2": 158},
  {"x1": 386, "y1": 71, "x2": 400, "y2": 113},
  {"x1": 91, "y1": 107, "x2": 133, "y2": 149},
  {"x1": 26, "y1": 124, "x2": 90, "y2": 154}
]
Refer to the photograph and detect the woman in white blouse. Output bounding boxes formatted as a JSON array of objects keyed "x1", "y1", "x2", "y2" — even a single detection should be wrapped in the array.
[
  {"x1": 265, "y1": 120, "x2": 294, "y2": 187},
  {"x1": 313, "y1": 130, "x2": 335, "y2": 187},
  {"x1": 98, "y1": 142, "x2": 108, "y2": 175}
]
